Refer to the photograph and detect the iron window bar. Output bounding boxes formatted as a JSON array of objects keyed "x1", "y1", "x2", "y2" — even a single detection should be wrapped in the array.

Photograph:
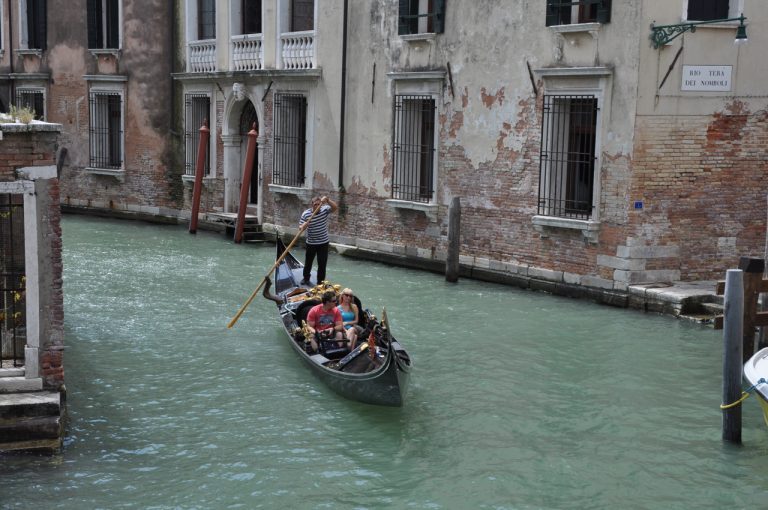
[
  {"x1": 538, "y1": 95, "x2": 597, "y2": 220},
  {"x1": 15, "y1": 89, "x2": 45, "y2": 120},
  {"x1": 272, "y1": 93, "x2": 307, "y2": 188},
  {"x1": 392, "y1": 95, "x2": 436, "y2": 203},
  {"x1": 89, "y1": 92, "x2": 123, "y2": 169},
  {"x1": 0, "y1": 194, "x2": 27, "y2": 368},
  {"x1": 185, "y1": 94, "x2": 211, "y2": 176}
]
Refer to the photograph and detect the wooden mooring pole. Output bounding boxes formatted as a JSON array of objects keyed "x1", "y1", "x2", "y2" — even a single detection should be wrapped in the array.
[
  {"x1": 234, "y1": 124, "x2": 258, "y2": 244},
  {"x1": 189, "y1": 120, "x2": 210, "y2": 234},
  {"x1": 722, "y1": 268, "x2": 743, "y2": 444},
  {"x1": 446, "y1": 197, "x2": 460, "y2": 283}
]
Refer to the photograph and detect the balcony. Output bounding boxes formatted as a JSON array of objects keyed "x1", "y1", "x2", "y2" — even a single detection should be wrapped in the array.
[
  {"x1": 188, "y1": 39, "x2": 216, "y2": 73},
  {"x1": 232, "y1": 34, "x2": 264, "y2": 71},
  {"x1": 280, "y1": 30, "x2": 315, "y2": 70}
]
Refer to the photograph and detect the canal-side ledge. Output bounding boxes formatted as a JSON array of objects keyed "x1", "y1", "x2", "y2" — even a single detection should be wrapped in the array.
[
  {"x1": 327, "y1": 242, "x2": 722, "y2": 322},
  {"x1": 58, "y1": 206, "x2": 721, "y2": 322}
]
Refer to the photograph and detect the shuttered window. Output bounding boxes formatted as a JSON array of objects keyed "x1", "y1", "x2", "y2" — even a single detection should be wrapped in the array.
[
  {"x1": 26, "y1": 0, "x2": 47, "y2": 50},
  {"x1": 687, "y1": 0, "x2": 729, "y2": 21},
  {"x1": 198, "y1": 0, "x2": 216, "y2": 40},
  {"x1": 398, "y1": 0, "x2": 445, "y2": 35},
  {"x1": 89, "y1": 91, "x2": 123, "y2": 170},
  {"x1": 87, "y1": 0, "x2": 120, "y2": 49},
  {"x1": 545, "y1": 0, "x2": 611, "y2": 26}
]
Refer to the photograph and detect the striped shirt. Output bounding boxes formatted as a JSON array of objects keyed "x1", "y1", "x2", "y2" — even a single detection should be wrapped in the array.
[{"x1": 300, "y1": 204, "x2": 332, "y2": 245}]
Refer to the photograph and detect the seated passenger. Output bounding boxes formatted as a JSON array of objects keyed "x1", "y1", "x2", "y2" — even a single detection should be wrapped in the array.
[
  {"x1": 338, "y1": 288, "x2": 363, "y2": 350},
  {"x1": 306, "y1": 291, "x2": 344, "y2": 352}
]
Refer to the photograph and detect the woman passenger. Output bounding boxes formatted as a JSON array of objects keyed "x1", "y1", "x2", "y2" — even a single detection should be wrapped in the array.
[{"x1": 338, "y1": 288, "x2": 362, "y2": 349}]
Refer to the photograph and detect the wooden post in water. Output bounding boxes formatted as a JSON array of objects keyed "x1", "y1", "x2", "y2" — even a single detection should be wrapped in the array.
[
  {"x1": 722, "y1": 268, "x2": 743, "y2": 444},
  {"x1": 446, "y1": 197, "x2": 460, "y2": 283},
  {"x1": 189, "y1": 120, "x2": 210, "y2": 234},
  {"x1": 234, "y1": 124, "x2": 258, "y2": 244},
  {"x1": 738, "y1": 257, "x2": 764, "y2": 362}
]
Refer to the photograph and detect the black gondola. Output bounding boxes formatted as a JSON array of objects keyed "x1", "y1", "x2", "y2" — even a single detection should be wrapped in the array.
[{"x1": 263, "y1": 237, "x2": 412, "y2": 406}]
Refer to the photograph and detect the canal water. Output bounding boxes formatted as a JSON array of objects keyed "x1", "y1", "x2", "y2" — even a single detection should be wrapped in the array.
[{"x1": 1, "y1": 215, "x2": 767, "y2": 509}]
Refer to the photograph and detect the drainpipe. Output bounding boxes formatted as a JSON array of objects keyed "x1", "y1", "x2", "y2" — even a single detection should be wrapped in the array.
[
  {"x1": 9, "y1": 0, "x2": 15, "y2": 106},
  {"x1": 337, "y1": 0, "x2": 348, "y2": 196}
]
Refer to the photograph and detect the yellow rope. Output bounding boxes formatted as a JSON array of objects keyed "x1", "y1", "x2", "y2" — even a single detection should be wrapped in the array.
[{"x1": 720, "y1": 391, "x2": 750, "y2": 410}]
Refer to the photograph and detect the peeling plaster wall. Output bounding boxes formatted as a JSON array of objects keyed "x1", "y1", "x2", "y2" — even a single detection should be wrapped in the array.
[{"x1": 40, "y1": 0, "x2": 177, "y2": 211}]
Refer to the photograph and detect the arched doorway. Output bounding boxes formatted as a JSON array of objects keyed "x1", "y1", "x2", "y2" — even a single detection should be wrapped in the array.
[{"x1": 239, "y1": 101, "x2": 259, "y2": 205}]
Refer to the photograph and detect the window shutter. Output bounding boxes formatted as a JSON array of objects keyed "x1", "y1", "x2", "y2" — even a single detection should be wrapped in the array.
[
  {"x1": 545, "y1": 1, "x2": 558, "y2": 27},
  {"x1": 106, "y1": 0, "x2": 120, "y2": 48},
  {"x1": 596, "y1": 0, "x2": 611, "y2": 23},
  {"x1": 433, "y1": 0, "x2": 446, "y2": 33},
  {"x1": 87, "y1": 0, "x2": 101, "y2": 49},
  {"x1": 398, "y1": 0, "x2": 412, "y2": 35},
  {"x1": 688, "y1": 0, "x2": 729, "y2": 21},
  {"x1": 29, "y1": 0, "x2": 47, "y2": 50}
]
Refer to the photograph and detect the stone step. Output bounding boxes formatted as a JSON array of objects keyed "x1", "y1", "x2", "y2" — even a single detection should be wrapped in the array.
[
  {"x1": 0, "y1": 415, "x2": 62, "y2": 441},
  {"x1": 0, "y1": 376, "x2": 43, "y2": 393},
  {"x1": 702, "y1": 302, "x2": 724, "y2": 315},
  {"x1": 0, "y1": 391, "x2": 61, "y2": 420},
  {"x1": 0, "y1": 367, "x2": 25, "y2": 378}
]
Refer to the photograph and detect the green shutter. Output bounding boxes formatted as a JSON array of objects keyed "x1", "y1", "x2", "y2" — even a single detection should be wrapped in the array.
[
  {"x1": 596, "y1": 0, "x2": 612, "y2": 23},
  {"x1": 434, "y1": 0, "x2": 446, "y2": 33},
  {"x1": 545, "y1": 1, "x2": 559, "y2": 26}
]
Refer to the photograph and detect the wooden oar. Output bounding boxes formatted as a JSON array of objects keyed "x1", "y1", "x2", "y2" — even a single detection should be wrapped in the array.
[{"x1": 227, "y1": 204, "x2": 321, "y2": 329}]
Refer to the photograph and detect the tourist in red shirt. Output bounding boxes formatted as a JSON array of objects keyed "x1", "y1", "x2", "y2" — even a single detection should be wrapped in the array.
[{"x1": 306, "y1": 291, "x2": 344, "y2": 352}]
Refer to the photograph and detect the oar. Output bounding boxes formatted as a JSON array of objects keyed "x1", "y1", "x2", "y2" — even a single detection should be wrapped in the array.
[{"x1": 227, "y1": 204, "x2": 321, "y2": 329}]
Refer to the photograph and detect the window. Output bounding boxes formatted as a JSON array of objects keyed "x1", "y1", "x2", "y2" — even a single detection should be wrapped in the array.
[
  {"x1": 198, "y1": 0, "x2": 215, "y2": 40},
  {"x1": 290, "y1": 0, "x2": 313, "y2": 31},
  {"x1": 398, "y1": 0, "x2": 445, "y2": 35},
  {"x1": 0, "y1": 194, "x2": 26, "y2": 367},
  {"x1": 272, "y1": 93, "x2": 307, "y2": 187},
  {"x1": 242, "y1": 0, "x2": 262, "y2": 34},
  {"x1": 545, "y1": 0, "x2": 611, "y2": 26},
  {"x1": 538, "y1": 95, "x2": 598, "y2": 220},
  {"x1": 89, "y1": 90, "x2": 123, "y2": 170},
  {"x1": 687, "y1": 0, "x2": 729, "y2": 21},
  {"x1": 392, "y1": 95, "x2": 436, "y2": 203},
  {"x1": 87, "y1": 0, "x2": 120, "y2": 49},
  {"x1": 184, "y1": 93, "x2": 211, "y2": 176},
  {"x1": 21, "y1": 0, "x2": 47, "y2": 50},
  {"x1": 15, "y1": 88, "x2": 45, "y2": 120}
]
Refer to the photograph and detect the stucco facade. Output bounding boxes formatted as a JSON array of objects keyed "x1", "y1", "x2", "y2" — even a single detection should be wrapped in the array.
[{"x1": 2, "y1": 0, "x2": 765, "y2": 290}]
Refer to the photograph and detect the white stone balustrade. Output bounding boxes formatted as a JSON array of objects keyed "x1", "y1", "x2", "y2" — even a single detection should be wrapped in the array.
[
  {"x1": 188, "y1": 40, "x2": 216, "y2": 73},
  {"x1": 232, "y1": 34, "x2": 264, "y2": 71},
  {"x1": 280, "y1": 30, "x2": 316, "y2": 70}
]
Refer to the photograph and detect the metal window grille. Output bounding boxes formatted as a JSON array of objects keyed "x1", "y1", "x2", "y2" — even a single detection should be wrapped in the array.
[
  {"x1": 272, "y1": 93, "x2": 307, "y2": 187},
  {"x1": 185, "y1": 94, "x2": 211, "y2": 176},
  {"x1": 545, "y1": 0, "x2": 611, "y2": 26},
  {"x1": 89, "y1": 91, "x2": 123, "y2": 169},
  {"x1": 198, "y1": 0, "x2": 216, "y2": 40},
  {"x1": 538, "y1": 95, "x2": 598, "y2": 220},
  {"x1": 392, "y1": 95, "x2": 436, "y2": 203},
  {"x1": 16, "y1": 88, "x2": 45, "y2": 120},
  {"x1": 0, "y1": 194, "x2": 26, "y2": 368}
]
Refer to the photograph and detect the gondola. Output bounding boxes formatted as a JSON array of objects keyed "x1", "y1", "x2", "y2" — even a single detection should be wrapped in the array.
[{"x1": 262, "y1": 236, "x2": 411, "y2": 406}]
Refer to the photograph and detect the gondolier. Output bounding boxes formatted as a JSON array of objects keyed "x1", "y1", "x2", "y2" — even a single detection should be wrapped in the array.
[{"x1": 299, "y1": 195, "x2": 338, "y2": 286}]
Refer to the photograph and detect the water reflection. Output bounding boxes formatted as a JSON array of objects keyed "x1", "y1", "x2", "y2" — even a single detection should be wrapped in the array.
[{"x1": 0, "y1": 215, "x2": 766, "y2": 509}]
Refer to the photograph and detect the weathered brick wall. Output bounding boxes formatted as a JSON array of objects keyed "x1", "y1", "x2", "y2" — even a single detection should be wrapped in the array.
[
  {"x1": 631, "y1": 101, "x2": 768, "y2": 280},
  {"x1": 0, "y1": 128, "x2": 64, "y2": 390}
]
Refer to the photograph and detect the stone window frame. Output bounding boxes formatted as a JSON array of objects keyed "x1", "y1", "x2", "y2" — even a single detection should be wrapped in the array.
[
  {"x1": 532, "y1": 66, "x2": 612, "y2": 243},
  {"x1": 87, "y1": 0, "x2": 123, "y2": 55},
  {"x1": 15, "y1": 85, "x2": 46, "y2": 121},
  {"x1": 269, "y1": 90, "x2": 313, "y2": 198},
  {"x1": 545, "y1": 0, "x2": 611, "y2": 33},
  {"x1": 385, "y1": 71, "x2": 444, "y2": 219},
  {"x1": 182, "y1": 90, "x2": 214, "y2": 181},
  {"x1": 85, "y1": 76, "x2": 126, "y2": 178},
  {"x1": 17, "y1": 0, "x2": 47, "y2": 51}
]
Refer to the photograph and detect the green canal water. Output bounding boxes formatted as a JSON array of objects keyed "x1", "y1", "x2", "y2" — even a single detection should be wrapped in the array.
[{"x1": 1, "y1": 215, "x2": 767, "y2": 509}]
